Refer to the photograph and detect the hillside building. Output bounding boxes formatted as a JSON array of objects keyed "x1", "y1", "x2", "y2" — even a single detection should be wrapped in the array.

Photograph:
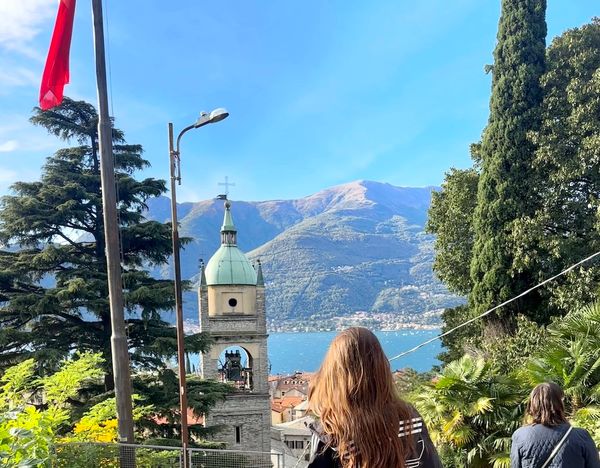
[
  {"x1": 270, "y1": 396, "x2": 304, "y2": 425},
  {"x1": 270, "y1": 371, "x2": 313, "y2": 399},
  {"x1": 271, "y1": 416, "x2": 313, "y2": 466},
  {"x1": 198, "y1": 201, "x2": 270, "y2": 452}
]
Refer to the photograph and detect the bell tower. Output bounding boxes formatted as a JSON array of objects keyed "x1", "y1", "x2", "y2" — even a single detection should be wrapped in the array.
[{"x1": 199, "y1": 200, "x2": 270, "y2": 452}]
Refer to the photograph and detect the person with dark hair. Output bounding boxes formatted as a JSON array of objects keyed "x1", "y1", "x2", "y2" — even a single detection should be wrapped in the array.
[
  {"x1": 306, "y1": 327, "x2": 441, "y2": 468},
  {"x1": 511, "y1": 382, "x2": 600, "y2": 467}
]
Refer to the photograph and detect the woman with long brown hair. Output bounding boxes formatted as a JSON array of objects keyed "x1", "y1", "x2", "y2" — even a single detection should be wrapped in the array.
[
  {"x1": 511, "y1": 382, "x2": 600, "y2": 467},
  {"x1": 307, "y1": 327, "x2": 441, "y2": 468}
]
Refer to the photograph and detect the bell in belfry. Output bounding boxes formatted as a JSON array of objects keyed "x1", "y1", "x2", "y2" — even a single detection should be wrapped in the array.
[{"x1": 224, "y1": 350, "x2": 243, "y2": 382}]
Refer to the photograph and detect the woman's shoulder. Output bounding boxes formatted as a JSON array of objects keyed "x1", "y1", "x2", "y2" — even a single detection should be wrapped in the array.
[
  {"x1": 512, "y1": 424, "x2": 535, "y2": 438},
  {"x1": 401, "y1": 404, "x2": 425, "y2": 423},
  {"x1": 512, "y1": 423, "x2": 592, "y2": 444},
  {"x1": 398, "y1": 408, "x2": 426, "y2": 438},
  {"x1": 571, "y1": 426, "x2": 596, "y2": 443},
  {"x1": 512, "y1": 423, "x2": 559, "y2": 442}
]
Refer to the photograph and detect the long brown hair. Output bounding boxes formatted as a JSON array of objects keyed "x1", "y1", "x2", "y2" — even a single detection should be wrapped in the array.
[
  {"x1": 526, "y1": 382, "x2": 568, "y2": 427},
  {"x1": 308, "y1": 327, "x2": 413, "y2": 468}
]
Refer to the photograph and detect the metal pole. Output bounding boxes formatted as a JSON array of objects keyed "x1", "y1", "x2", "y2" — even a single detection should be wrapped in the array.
[
  {"x1": 169, "y1": 123, "x2": 190, "y2": 467},
  {"x1": 91, "y1": 0, "x2": 135, "y2": 453}
]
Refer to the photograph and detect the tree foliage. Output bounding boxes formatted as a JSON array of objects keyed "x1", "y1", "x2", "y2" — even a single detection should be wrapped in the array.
[
  {"x1": 416, "y1": 301, "x2": 600, "y2": 468},
  {"x1": 0, "y1": 99, "x2": 235, "y2": 449},
  {"x1": 437, "y1": 305, "x2": 478, "y2": 364},
  {"x1": 0, "y1": 352, "x2": 104, "y2": 467},
  {"x1": 515, "y1": 18, "x2": 600, "y2": 313},
  {"x1": 427, "y1": 167, "x2": 479, "y2": 296},
  {"x1": 421, "y1": 13, "x2": 600, "y2": 464},
  {"x1": 0, "y1": 98, "x2": 209, "y2": 384},
  {"x1": 431, "y1": 15, "x2": 600, "y2": 362},
  {"x1": 523, "y1": 301, "x2": 600, "y2": 442},
  {"x1": 133, "y1": 370, "x2": 232, "y2": 441},
  {"x1": 477, "y1": 315, "x2": 546, "y2": 375},
  {"x1": 413, "y1": 355, "x2": 525, "y2": 468}
]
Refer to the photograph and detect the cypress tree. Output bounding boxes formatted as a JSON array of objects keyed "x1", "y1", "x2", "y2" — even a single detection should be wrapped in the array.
[{"x1": 470, "y1": 0, "x2": 547, "y2": 328}]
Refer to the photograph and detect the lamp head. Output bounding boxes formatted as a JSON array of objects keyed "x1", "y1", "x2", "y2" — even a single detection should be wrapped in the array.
[
  {"x1": 209, "y1": 108, "x2": 229, "y2": 123},
  {"x1": 193, "y1": 108, "x2": 229, "y2": 128},
  {"x1": 193, "y1": 112, "x2": 210, "y2": 128}
]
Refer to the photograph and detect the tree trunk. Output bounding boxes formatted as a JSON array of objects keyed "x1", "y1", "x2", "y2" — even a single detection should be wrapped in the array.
[
  {"x1": 103, "y1": 318, "x2": 114, "y2": 392},
  {"x1": 105, "y1": 371, "x2": 115, "y2": 392}
]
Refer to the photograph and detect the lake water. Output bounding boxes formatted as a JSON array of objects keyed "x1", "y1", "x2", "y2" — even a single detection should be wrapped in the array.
[
  {"x1": 268, "y1": 329, "x2": 441, "y2": 374},
  {"x1": 190, "y1": 329, "x2": 442, "y2": 375}
]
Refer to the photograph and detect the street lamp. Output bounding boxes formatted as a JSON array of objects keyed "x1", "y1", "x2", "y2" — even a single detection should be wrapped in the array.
[{"x1": 168, "y1": 109, "x2": 229, "y2": 464}]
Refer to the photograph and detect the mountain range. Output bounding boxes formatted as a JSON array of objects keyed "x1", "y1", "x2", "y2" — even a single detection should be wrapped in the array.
[{"x1": 146, "y1": 180, "x2": 463, "y2": 329}]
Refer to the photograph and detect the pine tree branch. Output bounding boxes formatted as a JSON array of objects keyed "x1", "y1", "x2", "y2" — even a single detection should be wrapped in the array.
[{"x1": 51, "y1": 229, "x2": 89, "y2": 254}]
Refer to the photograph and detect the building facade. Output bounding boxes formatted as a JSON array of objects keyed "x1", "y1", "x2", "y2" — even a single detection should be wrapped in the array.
[
  {"x1": 199, "y1": 201, "x2": 271, "y2": 452},
  {"x1": 271, "y1": 416, "x2": 313, "y2": 467}
]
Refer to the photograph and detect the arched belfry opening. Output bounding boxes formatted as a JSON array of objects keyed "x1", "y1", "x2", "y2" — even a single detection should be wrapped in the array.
[
  {"x1": 218, "y1": 346, "x2": 254, "y2": 390},
  {"x1": 198, "y1": 200, "x2": 270, "y2": 452}
]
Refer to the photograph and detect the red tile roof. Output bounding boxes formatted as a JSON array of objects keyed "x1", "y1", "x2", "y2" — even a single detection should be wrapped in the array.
[{"x1": 152, "y1": 408, "x2": 204, "y2": 426}]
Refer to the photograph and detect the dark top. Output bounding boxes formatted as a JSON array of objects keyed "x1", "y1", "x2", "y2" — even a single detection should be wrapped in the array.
[
  {"x1": 307, "y1": 411, "x2": 442, "y2": 468},
  {"x1": 511, "y1": 423, "x2": 600, "y2": 468}
]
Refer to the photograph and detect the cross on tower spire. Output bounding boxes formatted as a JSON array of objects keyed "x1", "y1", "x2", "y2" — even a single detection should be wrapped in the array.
[{"x1": 218, "y1": 176, "x2": 236, "y2": 198}]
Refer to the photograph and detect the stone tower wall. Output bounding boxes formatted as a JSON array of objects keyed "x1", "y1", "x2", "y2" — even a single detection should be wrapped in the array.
[
  {"x1": 205, "y1": 394, "x2": 271, "y2": 453},
  {"x1": 198, "y1": 285, "x2": 209, "y2": 331},
  {"x1": 256, "y1": 286, "x2": 266, "y2": 333},
  {"x1": 199, "y1": 283, "x2": 270, "y2": 452},
  {"x1": 208, "y1": 285, "x2": 257, "y2": 316}
]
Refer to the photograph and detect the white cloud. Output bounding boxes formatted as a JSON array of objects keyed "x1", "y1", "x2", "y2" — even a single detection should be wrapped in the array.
[
  {"x1": 0, "y1": 66, "x2": 38, "y2": 89},
  {"x1": 0, "y1": 140, "x2": 19, "y2": 152},
  {"x1": 0, "y1": 165, "x2": 40, "y2": 196},
  {"x1": 0, "y1": 117, "x2": 58, "y2": 153},
  {"x1": 0, "y1": 0, "x2": 56, "y2": 57},
  {"x1": 0, "y1": 167, "x2": 18, "y2": 182},
  {"x1": 0, "y1": 121, "x2": 53, "y2": 194},
  {"x1": 0, "y1": 0, "x2": 55, "y2": 93}
]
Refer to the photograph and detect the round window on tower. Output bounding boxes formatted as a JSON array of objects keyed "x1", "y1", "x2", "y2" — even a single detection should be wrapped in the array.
[{"x1": 228, "y1": 298, "x2": 238, "y2": 308}]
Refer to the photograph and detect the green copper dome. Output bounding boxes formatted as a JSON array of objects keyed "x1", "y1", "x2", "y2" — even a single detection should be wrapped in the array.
[
  {"x1": 205, "y1": 201, "x2": 258, "y2": 286},
  {"x1": 205, "y1": 245, "x2": 258, "y2": 285}
]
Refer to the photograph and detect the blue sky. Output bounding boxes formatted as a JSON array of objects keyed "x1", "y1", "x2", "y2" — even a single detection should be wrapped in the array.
[{"x1": 0, "y1": 0, "x2": 597, "y2": 202}]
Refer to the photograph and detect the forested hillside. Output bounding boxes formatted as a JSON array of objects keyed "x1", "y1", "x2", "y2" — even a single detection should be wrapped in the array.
[{"x1": 146, "y1": 181, "x2": 462, "y2": 326}]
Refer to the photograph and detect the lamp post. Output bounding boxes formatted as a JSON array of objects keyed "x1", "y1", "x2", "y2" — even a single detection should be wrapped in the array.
[{"x1": 168, "y1": 109, "x2": 229, "y2": 464}]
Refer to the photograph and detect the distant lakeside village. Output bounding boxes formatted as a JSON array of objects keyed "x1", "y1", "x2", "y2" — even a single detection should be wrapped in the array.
[
  {"x1": 266, "y1": 310, "x2": 443, "y2": 333},
  {"x1": 186, "y1": 309, "x2": 444, "y2": 334}
]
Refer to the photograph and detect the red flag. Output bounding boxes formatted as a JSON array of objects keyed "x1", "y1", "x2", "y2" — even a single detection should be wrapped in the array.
[{"x1": 39, "y1": 0, "x2": 76, "y2": 110}]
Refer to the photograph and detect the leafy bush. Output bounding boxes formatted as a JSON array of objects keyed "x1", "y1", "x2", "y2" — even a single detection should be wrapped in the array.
[
  {"x1": 0, "y1": 352, "x2": 104, "y2": 466},
  {"x1": 54, "y1": 443, "x2": 120, "y2": 468},
  {"x1": 523, "y1": 301, "x2": 600, "y2": 445},
  {"x1": 55, "y1": 444, "x2": 182, "y2": 468},
  {"x1": 413, "y1": 355, "x2": 525, "y2": 468},
  {"x1": 62, "y1": 395, "x2": 153, "y2": 444}
]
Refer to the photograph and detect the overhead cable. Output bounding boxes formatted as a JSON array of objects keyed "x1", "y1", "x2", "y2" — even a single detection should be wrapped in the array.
[{"x1": 388, "y1": 250, "x2": 600, "y2": 362}]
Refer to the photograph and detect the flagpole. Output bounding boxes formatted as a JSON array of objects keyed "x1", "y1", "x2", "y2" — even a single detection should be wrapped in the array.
[{"x1": 91, "y1": 0, "x2": 136, "y2": 454}]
